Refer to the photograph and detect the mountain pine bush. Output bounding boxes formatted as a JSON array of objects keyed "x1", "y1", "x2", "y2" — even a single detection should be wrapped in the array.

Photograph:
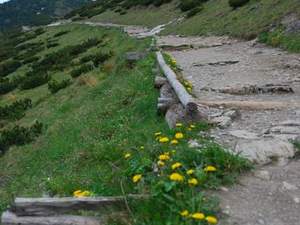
[{"x1": 228, "y1": 0, "x2": 249, "y2": 9}]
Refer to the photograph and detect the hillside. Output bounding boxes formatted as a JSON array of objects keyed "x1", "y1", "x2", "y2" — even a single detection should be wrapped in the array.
[
  {"x1": 0, "y1": 0, "x2": 90, "y2": 31},
  {"x1": 71, "y1": 0, "x2": 300, "y2": 52}
]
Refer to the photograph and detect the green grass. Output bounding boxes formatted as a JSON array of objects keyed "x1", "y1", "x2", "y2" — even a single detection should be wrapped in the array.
[
  {"x1": 89, "y1": 3, "x2": 181, "y2": 28},
  {"x1": 0, "y1": 24, "x2": 251, "y2": 224}
]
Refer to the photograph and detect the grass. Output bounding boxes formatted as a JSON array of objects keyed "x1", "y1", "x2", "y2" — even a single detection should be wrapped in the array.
[
  {"x1": 89, "y1": 3, "x2": 181, "y2": 28},
  {"x1": 0, "y1": 24, "x2": 251, "y2": 224}
]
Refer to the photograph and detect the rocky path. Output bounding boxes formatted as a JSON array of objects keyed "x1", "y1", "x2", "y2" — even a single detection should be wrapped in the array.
[{"x1": 158, "y1": 35, "x2": 300, "y2": 225}]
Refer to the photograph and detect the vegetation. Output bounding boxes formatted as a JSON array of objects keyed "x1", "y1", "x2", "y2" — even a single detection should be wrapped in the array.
[
  {"x1": 0, "y1": 60, "x2": 22, "y2": 77},
  {"x1": 228, "y1": 0, "x2": 249, "y2": 9},
  {"x1": 48, "y1": 79, "x2": 72, "y2": 94},
  {"x1": 0, "y1": 98, "x2": 32, "y2": 121},
  {"x1": 70, "y1": 63, "x2": 94, "y2": 78}
]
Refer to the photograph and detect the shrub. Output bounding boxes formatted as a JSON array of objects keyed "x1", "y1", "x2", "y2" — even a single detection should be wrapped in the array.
[
  {"x1": 93, "y1": 51, "x2": 113, "y2": 66},
  {"x1": 70, "y1": 64, "x2": 94, "y2": 78},
  {"x1": 20, "y1": 74, "x2": 50, "y2": 90},
  {"x1": 0, "y1": 98, "x2": 32, "y2": 120},
  {"x1": 0, "y1": 121, "x2": 43, "y2": 154},
  {"x1": 0, "y1": 78, "x2": 18, "y2": 95},
  {"x1": 48, "y1": 79, "x2": 71, "y2": 94},
  {"x1": 22, "y1": 56, "x2": 40, "y2": 65},
  {"x1": 0, "y1": 60, "x2": 22, "y2": 77},
  {"x1": 186, "y1": 6, "x2": 203, "y2": 18},
  {"x1": 228, "y1": 0, "x2": 249, "y2": 9},
  {"x1": 53, "y1": 30, "x2": 70, "y2": 38},
  {"x1": 47, "y1": 42, "x2": 59, "y2": 49}
]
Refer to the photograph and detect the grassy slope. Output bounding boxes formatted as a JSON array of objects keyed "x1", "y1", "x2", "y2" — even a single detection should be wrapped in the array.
[
  {"x1": 0, "y1": 24, "x2": 161, "y2": 211},
  {"x1": 89, "y1": 2, "x2": 181, "y2": 28}
]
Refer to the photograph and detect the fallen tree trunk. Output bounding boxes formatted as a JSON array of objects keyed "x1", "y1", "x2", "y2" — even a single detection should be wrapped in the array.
[
  {"x1": 156, "y1": 51, "x2": 198, "y2": 113},
  {"x1": 1, "y1": 211, "x2": 101, "y2": 225},
  {"x1": 12, "y1": 197, "x2": 128, "y2": 216}
]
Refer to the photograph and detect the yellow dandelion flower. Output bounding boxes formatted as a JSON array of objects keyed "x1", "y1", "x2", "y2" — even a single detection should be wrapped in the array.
[
  {"x1": 190, "y1": 124, "x2": 196, "y2": 129},
  {"x1": 187, "y1": 87, "x2": 192, "y2": 92},
  {"x1": 132, "y1": 174, "x2": 142, "y2": 183},
  {"x1": 157, "y1": 160, "x2": 165, "y2": 167},
  {"x1": 159, "y1": 137, "x2": 169, "y2": 143},
  {"x1": 180, "y1": 210, "x2": 189, "y2": 217},
  {"x1": 171, "y1": 139, "x2": 179, "y2": 145},
  {"x1": 155, "y1": 132, "x2": 162, "y2": 136},
  {"x1": 186, "y1": 169, "x2": 194, "y2": 175},
  {"x1": 124, "y1": 153, "x2": 131, "y2": 159},
  {"x1": 175, "y1": 132, "x2": 184, "y2": 139},
  {"x1": 81, "y1": 191, "x2": 92, "y2": 197},
  {"x1": 159, "y1": 154, "x2": 170, "y2": 161},
  {"x1": 176, "y1": 123, "x2": 183, "y2": 127},
  {"x1": 204, "y1": 165, "x2": 217, "y2": 172},
  {"x1": 73, "y1": 190, "x2": 82, "y2": 197},
  {"x1": 188, "y1": 178, "x2": 198, "y2": 186},
  {"x1": 206, "y1": 216, "x2": 218, "y2": 224},
  {"x1": 171, "y1": 162, "x2": 182, "y2": 170},
  {"x1": 73, "y1": 190, "x2": 91, "y2": 198},
  {"x1": 191, "y1": 212, "x2": 205, "y2": 220},
  {"x1": 169, "y1": 172, "x2": 184, "y2": 182}
]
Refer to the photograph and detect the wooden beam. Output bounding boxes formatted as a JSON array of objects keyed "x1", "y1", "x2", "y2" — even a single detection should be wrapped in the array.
[
  {"x1": 12, "y1": 196, "x2": 127, "y2": 216},
  {"x1": 1, "y1": 211, "x2": 101, "y2": 225},
  {"x1": 156, "y1": 51, "x2": 198, "y2": 113}
]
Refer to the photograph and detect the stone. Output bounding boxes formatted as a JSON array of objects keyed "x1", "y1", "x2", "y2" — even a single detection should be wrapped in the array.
[
  {"x1": 269, "y1": 126, "x2": 300, "y2": 134},
  {"x1": 276, "y1": 120, "x2": 300, "y2": 127},
  {"x1": 294, "y1": 197, "x2": 300, "y2": 204},
  {"x1": 223, "y1": 110, "x2": 240, "y2": 120},
  {"x1": 211, "y1": 116, "x2": 232, "y2": 128},
  {"x1": 229, "y1": 130, "x2": 259, "y2": 140},
  {"x1": 254, "y1": 170, "x2": 271, "y2": 180},
  {"x1": 234, "y1": 138, "x2": 295, "y2": 164},
  {"x1": 282, "y1": 181, "x2": 298, "y2": 191},
  {"x1": 188, "y1": 139, "x2": 201, "y2": 148}
]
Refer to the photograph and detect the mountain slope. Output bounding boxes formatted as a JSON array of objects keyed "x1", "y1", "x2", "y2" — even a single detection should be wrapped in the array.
[{"x1": 0, "y1": 0, "x2": 91, "y2": 31}]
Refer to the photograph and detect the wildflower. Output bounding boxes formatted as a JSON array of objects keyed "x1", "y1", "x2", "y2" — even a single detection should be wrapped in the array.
[
  {"x1": 190, "y1": 124, "x2": 196, "y2": 129},
  {"x1": 171, "y1": 150, "x2": 176, "y2": 154},
  {"x1": 186, "y1": 169, "x2": 194, "y2": 175},
  {"x1": 206, "y1": 216, "x2": 218, "y2": 224},
  {"x1": 159, "y1": 137, "x2": 169, "y2": 143},
  {"x1": 73, "y1": 190, "x2": 92, "y2": 198},
  {"x1": 155, "y1": 132, "x2": 162, "y2": 136},
  {"x1": 140, "y1": 146, "x2": 144, "y2": 150},
  {"x1": 191, "y1": 212, "x2": 205, "y2": 220},
  {"x1": 157, "y1": 160, "x2": 165, "y2": 167},
  {"x1": 124, "y1": 153, "x2": 131, "y2": 159},
  {"x1": 180, "y1": 210, "x2": 189, "y2": 217},
  {"x1": 187, "y1": 87, "x2": 192, "y2": 92},
  {"x1": 175, "y1": 132, "x2": 184, "y2": 139},
  {"x1": 171, "y1": 139, "x2": 179, "y2": 145},
  {"x1": 176, "y1": 123, "x2": 183, "y2": 127},
  {"x1": 204, "y1": 165, "x2": 217, "y2": 172},
  {"x1": 132, "y1": 174, "x2": 142, "y2": 183},
  {"x1": 169, "y1": 172, "x2": 184, "y2": 182},
  {"x1": 171, "y1": 162, "x2": 182, "y2": 170},
  {"x1": 159, "y1": 154, "x2": 170, "y2": 161},
  {"x1": 187, "y1": 127, "x2": 192, "y2": 131},
  {"x1": 188, "y1": 178, "x2": 198, "y2": 186}
]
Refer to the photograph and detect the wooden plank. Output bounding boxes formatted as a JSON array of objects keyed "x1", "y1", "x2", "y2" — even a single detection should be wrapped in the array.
[
  {"x1": 12, "y1": 196, "x2": 127, "y2": 216},
  {"x1": 156, "y1": 51, "x2": 198, "y2": 113},
  {"x1": 1, "y1": 211, "x2": 101, "y2": 225}
]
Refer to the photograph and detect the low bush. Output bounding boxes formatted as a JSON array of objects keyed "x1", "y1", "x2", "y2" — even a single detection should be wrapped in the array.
[
  {"x1": 93, "y1": 51, "x2": 113, "y2": 66},
  {"x1": 228, "y1": 0, "x2": 249, "y2": 9},
  {"x1": 0, "y1": 78, "x2": 18, "y2": 95},
  {"x1": 48, "y1": 79, "x2": 71, "y2": 94},
  {"x1": 53, "y1": 30, "x2": 70, "y2": 38},
  {"x1": 20, "y1": 74, "x2": 50, "y2": 90},
  {"x1": 70, "y1": 64, "x2": 94, "y2": 78},
  {"x1": 186, "y1": 6, "x2": 203, "y2": 18},
  {"x1": 0, "y1": 98, "x2": 32, "y2": 120},
  {"x1": 0, "y1": 121, "x2": 43, "y2": 154},
  {"x1": 22, "y1": 56, "x2": 40, "y2": 65},
  {"x1": 47, "y1": 42, "x2": 59, "y2": 49},
  {"x1": 0, "y1": 60, "x2": 22, "y2": 77}
]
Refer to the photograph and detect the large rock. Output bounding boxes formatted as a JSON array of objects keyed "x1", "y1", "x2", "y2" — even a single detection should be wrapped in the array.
[{"x1": 234, "y1": 138, "x2": 295, "y2": 165}]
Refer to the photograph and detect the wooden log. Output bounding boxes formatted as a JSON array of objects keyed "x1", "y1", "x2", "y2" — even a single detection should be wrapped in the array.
[
  {"x1": 156, "y1": 51, "x2": 198, "y2": 113},
  {"x1": 1, "y1": 211, "x2": 101, "y2": 225},
  {"x1": 154, "y1": 76, "x2": 167, "y2": 88},
  {"x1": 12, "y1": 197, "x2": 127, "y2": 216}
]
